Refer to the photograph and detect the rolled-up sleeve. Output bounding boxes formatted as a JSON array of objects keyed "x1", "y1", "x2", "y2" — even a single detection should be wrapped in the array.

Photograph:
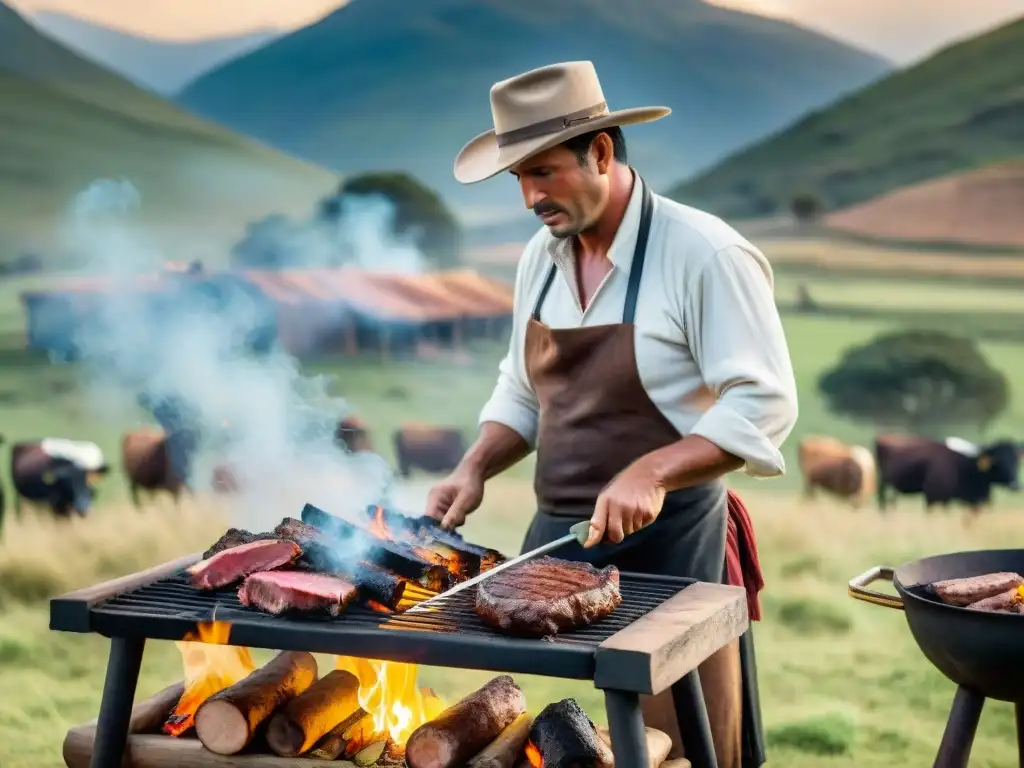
[
  {"x1": 684, "y1": 245, "x2": 798, "y2": 477},
  {"x1": 477, "y1": 256, "x2": 541, "y2": 449}
]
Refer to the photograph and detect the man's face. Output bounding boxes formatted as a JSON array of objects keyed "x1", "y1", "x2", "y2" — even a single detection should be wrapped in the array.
[{"x1": 510, "y1": 142, "x2": 609, "y2": 238}]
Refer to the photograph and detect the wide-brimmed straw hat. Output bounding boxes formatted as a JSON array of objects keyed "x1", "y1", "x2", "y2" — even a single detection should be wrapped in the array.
[{"x1": 454, "y1": 61, "x2": 670, "y2": 184}]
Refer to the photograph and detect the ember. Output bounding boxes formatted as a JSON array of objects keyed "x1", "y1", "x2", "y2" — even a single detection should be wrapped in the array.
[
  {"x1": 163, "y1": 621, "x2": 254, "y2": 736},
  {"x1": 525, "y1": 740, "x2": 543, "y2": 767},
  {"x1": 334, "y1": 655, "x2": 445, "y2": 747}
]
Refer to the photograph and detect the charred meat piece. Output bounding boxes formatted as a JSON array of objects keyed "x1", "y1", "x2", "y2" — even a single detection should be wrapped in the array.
[
  {"x1": 475, "y1": 556, "x2": 622, "y2": 638},
  {"x1": 189, "y1": 539, "x2": 301, "y2": 591},
  {"x1": 203, "y1": 528, "x2": 278, "y2": 559},
  {"x1": 238, "y1": 570, "x2": 359, "y2": 616},
  {"x1": 931, "y1": 572, "x2": 1024, "y2": 607},
  {"x1": 274, "y1": 517, "x2": 321, "y2": 545}
]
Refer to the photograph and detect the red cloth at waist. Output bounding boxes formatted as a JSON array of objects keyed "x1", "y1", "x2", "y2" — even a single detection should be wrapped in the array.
[{"x1": 725, "y1": 489, "x2": 764, "y2": 621}]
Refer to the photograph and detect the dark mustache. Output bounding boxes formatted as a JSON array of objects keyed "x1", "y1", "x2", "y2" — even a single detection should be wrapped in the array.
[{"x1": 533, "y1": 202, "x2": 565, "y2": 218}]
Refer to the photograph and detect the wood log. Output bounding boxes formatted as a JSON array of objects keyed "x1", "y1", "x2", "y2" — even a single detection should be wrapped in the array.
[
  {"x1": 301, "y1": 503, "x2": 453, "y2": 591},
  {"x1": 63, "y1": 683, "x2": 187, "y2": 768},
  {"x1": 661, "y1": 760, "x2": 693, "y2": 767},
  {"x1": 595, "y1": 725, "x2": 673, "y2": 767},
  {"x1": 466, "y1": 712, "x2": 533, "y2": 768},
  {"x1": 194, "y1": 651, "x2": 319, "y2": 755},
  {"x1": 266, "y1": 670, "x2": 361, "y2": 756},
  {"x1": 305, "y1": 709, "x2": 369, "y2": 760},
  {"x1": 367, "y1": 506, "x2": 504, "y2": 572},
  {"x1": 406, "y1": 675, "x2": 527, "y2": 768},
  {"x1": 529, "y1": 699, "x2": 613, "y2": 768}
]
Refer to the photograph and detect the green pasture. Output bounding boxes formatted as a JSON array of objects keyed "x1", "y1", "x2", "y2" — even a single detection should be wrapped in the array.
[{"x1": 1, "y1": 268, "x2": 1024, "y2": 767}]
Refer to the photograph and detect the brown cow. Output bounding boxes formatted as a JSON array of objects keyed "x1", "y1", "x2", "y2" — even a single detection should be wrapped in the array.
[
  {"x1": 121, "y1": 427, "x2": 195, "y2": 507},
  {"x1": 211, "y1": 462, "x2": 241, "y2": 494},
  {"x1": 798, "y1": 435, "x2": 876, "y2": 508},
  {"x1": 393, "y1": 424, "x2": 466, "y2": 478},
  {"x1": 336, "y1": 415, "x2": 373, "y2": 454}
]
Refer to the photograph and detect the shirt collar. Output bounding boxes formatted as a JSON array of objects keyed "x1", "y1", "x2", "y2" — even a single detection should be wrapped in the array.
[{"x1": 544, "y1": 169, "x2": 645, "y2": 268}]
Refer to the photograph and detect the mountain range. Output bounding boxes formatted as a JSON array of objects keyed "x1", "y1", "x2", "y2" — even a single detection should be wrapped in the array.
[
  {"x1": 176, "y1": 0, "x2": 892, "y2": 227},
  {"x1": 669, "y1": 15, "x2": 1024, "y2": 219},
  {"x1": 28, "y1": 10, "x2": 281, "y2": 95},
  {"x1": 0, "y1": 1, "x2": 335, "y2": 260}
]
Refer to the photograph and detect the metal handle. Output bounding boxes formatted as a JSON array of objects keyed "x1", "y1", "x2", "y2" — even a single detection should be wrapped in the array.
[
  {"x1": 570, "y1": 520, "x2": 592, "y2": 545},
  {"x1": 848, "y1": 566, "x2": 904, "y2": 610}
]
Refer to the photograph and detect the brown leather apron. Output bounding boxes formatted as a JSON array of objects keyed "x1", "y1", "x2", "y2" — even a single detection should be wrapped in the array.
[{"x1": 520, "y1": 178, "x2": 763, "y2": 768}]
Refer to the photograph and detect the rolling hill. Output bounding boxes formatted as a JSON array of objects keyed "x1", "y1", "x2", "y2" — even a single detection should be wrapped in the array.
[
  {"x1": 824, "y1": 160, "x2": 1024, "y2": 250},
  {"x1": 29, "y1": 10, "x2": 280, "y2": 95},
  {"x1": 0, "y1": 1, "x2": 336, "y2": 262},
  {"x1": 177, "y1": 0, "x2": 890, "y2": 226},
  {"x1": 668, "y1": 15, "x2": 1024, "y2": 219}
]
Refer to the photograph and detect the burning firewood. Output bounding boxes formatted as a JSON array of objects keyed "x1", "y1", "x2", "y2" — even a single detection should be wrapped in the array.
[
  {"x1": 528, "y1": 699, "x2": 614, "y2": 768},
  {"x1": 194, "y1": 651, "x2": 318, "y2": 755},
  {"x1": 307, "y1": 708, "x2": 371, "y2": 760},
  {"x1": 302, "y1": 503, "x2": 454, "y2": 592},
  {"x1": 466, "y1": 712, "x2": 534, "y2": 768},
  {"x1": 367, "y1": 505, "x2": 506, "y2": 574},
  {"x1": 405, "y1": 675, "x2": 527, "y2": 768},
  {"x1": 266, "y1": 669, "x2": 361, "y2": 756},
  {"x1": 354, "y1": 739, "x2": 389, "y2": 766}
]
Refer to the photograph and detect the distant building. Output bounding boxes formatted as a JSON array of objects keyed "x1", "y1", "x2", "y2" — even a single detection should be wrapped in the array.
[{"x1": 19, "y1": 266, "x2": 514, "y2": 360}]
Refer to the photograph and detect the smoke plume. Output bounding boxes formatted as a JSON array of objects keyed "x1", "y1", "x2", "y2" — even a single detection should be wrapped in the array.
[{"x1": 61, "y1": 179, "x2": 404, "y2": 543}]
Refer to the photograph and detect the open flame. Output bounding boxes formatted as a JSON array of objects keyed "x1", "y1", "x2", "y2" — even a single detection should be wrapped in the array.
[
  {"x1": 366, "y1": 506, "x2": 471, "y2": 580},
  {"x1": 165, "y1": 621, "x2": 255, "y2": 736},
  {"x1": 525, "y1": 740, "x2": 544, "y2": 767},
  {"x1": 334, "y1": 655, "x2": 445, "y2": 746}
]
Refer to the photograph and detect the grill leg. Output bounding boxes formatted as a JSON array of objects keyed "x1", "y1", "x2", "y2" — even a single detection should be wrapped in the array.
[
  {"x1": 672, "y1": 670, "x2": 718, "y2": 768},
  {"x1": 933, "y1": 685, "x2": 985, "y2": 768},
  {"x1": 605, "y1": 689, "x2": 650, "y2": 767},
  {"x1": 90, "y1": 636, "x2": 145, "y2": 768},
  {"x1": 1016, "y1": 701, "x2": 1024, "y2": 767}
]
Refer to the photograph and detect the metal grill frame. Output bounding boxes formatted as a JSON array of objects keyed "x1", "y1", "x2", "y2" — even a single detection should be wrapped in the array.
[{"x1": 50, "y1": 552, "x2": 748, "y2": 768}]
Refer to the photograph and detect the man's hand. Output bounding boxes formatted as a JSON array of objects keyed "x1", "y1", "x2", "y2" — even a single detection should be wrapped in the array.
[
  {"x1": 586, "y1": 457, "x2": 666, "y2": 548},
  {"x1": 425, "y1": 467, "x2": 485, "y2": 530}
]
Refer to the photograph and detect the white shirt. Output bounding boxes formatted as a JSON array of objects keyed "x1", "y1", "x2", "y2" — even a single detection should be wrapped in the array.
[{"x1": 478, "y1": 177, "x2": 799, "y2": 478}]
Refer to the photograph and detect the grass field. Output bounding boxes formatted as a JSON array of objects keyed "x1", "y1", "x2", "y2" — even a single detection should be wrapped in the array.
[{"x1": 1, "y1": 265, "x2": 1024, "y2": 767}]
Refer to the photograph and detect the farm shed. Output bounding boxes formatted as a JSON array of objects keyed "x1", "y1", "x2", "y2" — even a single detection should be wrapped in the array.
[{"x1": 21, "y1": 266, "x2": 514, "y2": 360}]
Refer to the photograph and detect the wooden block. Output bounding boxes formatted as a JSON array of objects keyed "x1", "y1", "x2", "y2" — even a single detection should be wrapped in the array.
[
  {"x1": 593, "y1": 582, "x2": 748, "y2": 695},
  {"x1": 661, "y1": 760, "x2": 693, "y2": 767},
  {"x1": 50, "y1": 553, "x2": 202, "y2": 632},
  {"x1": 596, "y1": 725, "x2": 673, "y2": 767}
]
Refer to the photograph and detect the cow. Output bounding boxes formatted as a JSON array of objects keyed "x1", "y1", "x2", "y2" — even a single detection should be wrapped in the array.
[
  {"x1": 393, "y1": 425, "x2": 467, "y2": 478},
  {"x1": 875, "y1": 433, "x2": 1022, "y2": 514},
  {"x1": 797, "y1": 435, "x2": 876, "y2": 507},
  {"x1": 211, "y1": 462, "x2": 241, "y2": 494},
  {"x1": 121, "y1": 427, "x2": 199, "y2": 507},
  {"x1": 336, "y1": 415, "x2": 373, "y2": 454},
  {"x1": 8, "y1": 438, "x2": 110, "y2": 523}
]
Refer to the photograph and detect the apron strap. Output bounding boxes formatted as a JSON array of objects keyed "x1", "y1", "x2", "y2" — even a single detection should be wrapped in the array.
[
  {"x1": 622, "y1": 179, "x2": 654, "y2": 326},
  {"x1": 530, "y1": 174, "x2": 655, "y2": 325},
  {"x1": 531, "y1": 262, "x2": 558, "y2": 322}
]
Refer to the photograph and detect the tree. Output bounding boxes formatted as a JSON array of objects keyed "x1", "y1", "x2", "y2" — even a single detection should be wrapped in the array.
[
  {"x1": 791, "y1": 190, "x2": 823, "y2": 223},
  {"x1": 324, "y1": 172, "x2": 462, "y2": 269},
  {"x1": 818, "y1": 330, "x2": 1009, "y2": 434}
]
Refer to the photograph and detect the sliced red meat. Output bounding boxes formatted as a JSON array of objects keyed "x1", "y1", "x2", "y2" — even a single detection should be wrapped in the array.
[
  {"x1": 188, "y1": 539, "x2": 301, "y2": 591},
  {"x1": 238, "y1": 571, "x2": 359, "y2": 616},
  {"x1": 474, "y1": 556, "x2": 622, "y2": 637}
]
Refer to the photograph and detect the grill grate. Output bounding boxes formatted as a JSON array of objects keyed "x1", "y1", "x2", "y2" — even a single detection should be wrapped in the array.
[{"x1": 84, "y1": 569, "x2": 691, "y2": 679}]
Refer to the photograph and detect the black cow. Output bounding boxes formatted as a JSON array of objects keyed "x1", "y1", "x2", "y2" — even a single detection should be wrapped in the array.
[
  {"x1": 9, "y1": 438, "x2": 110, "y2": 525},
  {"x1": 875, "y1": 434, "x2": 1022, "y2": 513}
]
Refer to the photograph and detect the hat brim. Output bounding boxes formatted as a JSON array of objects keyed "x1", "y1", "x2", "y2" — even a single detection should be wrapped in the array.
[{"x1": 453, "y1": 106, "x2": 671, "y2": 185}]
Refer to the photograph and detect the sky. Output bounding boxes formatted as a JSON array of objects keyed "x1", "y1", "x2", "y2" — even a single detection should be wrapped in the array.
[{"x1": 6, "y1": 0, "x2": 1024, "y2": 64}]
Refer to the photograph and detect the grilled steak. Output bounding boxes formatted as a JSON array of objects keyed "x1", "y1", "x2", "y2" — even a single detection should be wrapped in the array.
[
  {"x1": 189, "y1": 539, "x2": 302, "y2": 591},
  {"x1": 931, "y1": 572, "x2": 1024, "y2": 606},
  {"x1": 239, "y1": 571, "x2": 359, "y2": 616},
  {"x1": 474, "y1": 556, "x2": 622, "y2": 637}
]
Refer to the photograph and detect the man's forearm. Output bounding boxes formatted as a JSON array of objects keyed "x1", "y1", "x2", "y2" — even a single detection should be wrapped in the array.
[
  {"x1": 458, "y1": 421, "x2": 533, "y2": 480},
  {"x1": 643, "y1": 435, "x2": 744, "y2": 492}
]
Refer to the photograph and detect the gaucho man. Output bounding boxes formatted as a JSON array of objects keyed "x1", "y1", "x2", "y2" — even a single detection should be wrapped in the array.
[{"x1": 426, "y1": 61, "x2": 798, "y2": 768}]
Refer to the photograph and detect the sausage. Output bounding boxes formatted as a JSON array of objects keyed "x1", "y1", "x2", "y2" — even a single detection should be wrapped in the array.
[
  {"x1": 405, "y1": 675, "x2": 527, "y2": 768},
  {"x1": 931, "y1": 572, "x2": 1024, "y2": 606},
  {"x1": 967, "y1": 588, "x2": 1023, "y2": 613}
]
